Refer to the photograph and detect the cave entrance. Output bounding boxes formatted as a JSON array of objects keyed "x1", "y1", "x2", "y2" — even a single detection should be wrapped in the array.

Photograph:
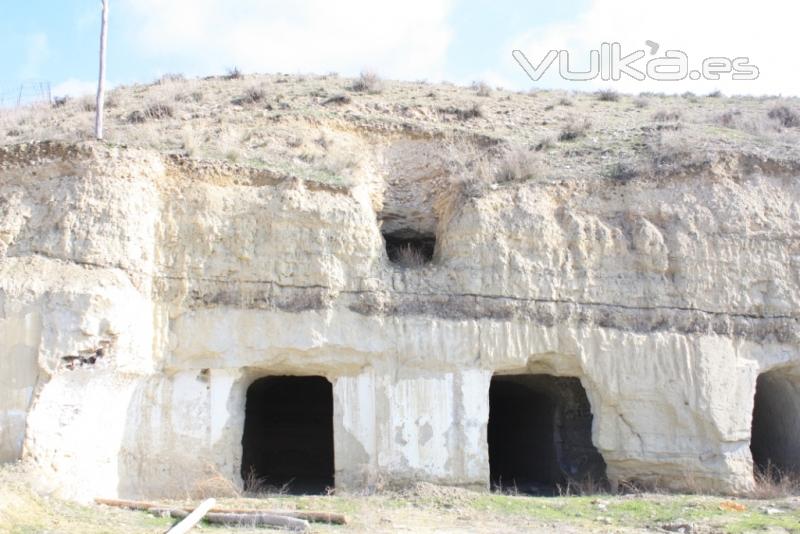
[
  {"x1": 488, "y1": 375, "x2": 607, "y2": 495},
  {"x1": 383, "y1": 230, "x2": 435, "y2": 268},
  {"x1": 241, "y1": 376, "x2": 334, "y2": 494},
  {"x1": 750, "y1": 370, "x2": 800, "y2": 479}
]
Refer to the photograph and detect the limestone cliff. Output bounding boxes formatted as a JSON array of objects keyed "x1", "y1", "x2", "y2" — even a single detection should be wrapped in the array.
[{"x1": 1, "y1": 76, "x2": 799, "y2": 499}]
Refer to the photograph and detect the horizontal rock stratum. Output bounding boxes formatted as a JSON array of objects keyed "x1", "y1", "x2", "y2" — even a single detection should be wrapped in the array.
[{"x1": 1, "y1": 76, "x2": 799, "y2": 499}]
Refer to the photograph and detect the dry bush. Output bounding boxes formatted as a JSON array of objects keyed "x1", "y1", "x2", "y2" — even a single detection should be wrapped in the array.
[
  {"x1": 224, "y1": 67, "x2": 243, "y2": 80},
  {"x1": 749, "y1": 464, "x2": 800, "y2": 499},
  {"x1": 157, "y1": 73, "x2": 185, "y2": 84},
  {"x1": 633, "y1": 97, "x2": 649, "y2": 109},
  {"x1": 557, "y1": 475, "x2": 609, "y2": 496},
  {"x1": 438, "y1": 103, "x2": 483, "y2": 121},
  {"x1": 646, "y1": 130, "x2": 709, "y2": 175},
  {"x1": 496, "y1": 147, "x2": 541, "y2": 183},
  {"x1": 558, "y1": 97, "x2": 573, "y2": 106},
  {"x1": 394, "y1": 244, "x2": 428, "y2": 268},
  {"x1": 52, "y1": 96, "x2": 69, "y2": 108},
  {"x1": 127, "y1": 102, "x2": 174, "y2": 123},
  {"x1": 558, "y1": 117, "x2": 591, "y2": 141},
  {"x1": 175, "y1": 90, "x2": 203, "y2": 103},
  {"x1": 472, "y1": 81, "x2": 492, "y2": 97},
  {"x1": 715, "y1": 109, "x2": 776, "y2": 135},
  {"x1": 534, "y1": 136, "x2": 555, "y2": 151},
  {"x1": 606, "y1": 161, "x2": 639, "y2": 182},
  {"x1": 767, "y1": 105, "x2": 800, "y2": 128},
  {"x1": 351, "y1": 70, "x2": 382, "y2": 93},
  {"x1": 652, "y1": 110, "x2": 682, "y2": 122},
  {"x1": 596, "y1": 89, "x2": 620, "y2": 102},
  {"x1": 233, "y1": 87, "x2": 266, "y2": 106},
  {"x1": 321, "y1": 94, "x2": 351, "y2": 106}
]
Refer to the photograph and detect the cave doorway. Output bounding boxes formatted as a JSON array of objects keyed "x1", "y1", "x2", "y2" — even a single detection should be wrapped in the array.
[
  {"x1": 751, "y1": 370, "x2": 800, "y2": 479},
  {"x1": 488, "y1": 374, "x2": 607, "y2": 495},
  {"x1": 383, "y1": 230, "x2": 435, "y2": 268},
  {"x1": 241, "y1": 375, "x2": 334, "y2": 494}
]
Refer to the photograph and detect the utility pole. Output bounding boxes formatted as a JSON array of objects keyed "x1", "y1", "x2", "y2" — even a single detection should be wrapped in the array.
[{"x1": 95, "y1": 0, "x2": 109, "y2": 140}]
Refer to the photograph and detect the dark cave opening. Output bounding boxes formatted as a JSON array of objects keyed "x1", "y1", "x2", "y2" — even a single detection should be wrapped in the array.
[
  {"x1": 241, "y1": 375, "x2": 334, "y2": 494},
  {"x1": 383, "y1": 229, "x2": 436, "y2": 267},
  {"x1": 488, "y1": 375, "x2": 607, "y2": 495},
  {"x1": 751, "y1": 370, "x2": 800, "y2": 479}
]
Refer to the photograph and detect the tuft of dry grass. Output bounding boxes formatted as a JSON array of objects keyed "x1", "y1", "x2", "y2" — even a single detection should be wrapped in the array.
[
  {"x1": 394, "y1": 244, "x2": 428, "y2": 268},
  {"x1": 157, "y1": 73, "x2": 186, "y2": 84},
  {"x1": 224, "y1": 67, "x2": 243, "y2": 80},
  {"x1": 749, "y1": 464, "x2": 800, "y2": 500},
  {"x1": 496, "y1": 147, "x2": 541, "y2": 183},
  {"x1": 233, "y1": 87, "x2": 267, "y2": 106},
  {"x1": 596, "y1": 89, "x2": 620, "y2": 102},
  {"x1": 652, "y1": 110, "x2": 682, "y2": 123},
  {"x1": 438, "y1": 103, "x2": 483, "y2": 121},
  {"x1": 558, "y1": 117, "x2": 591, "y2": 141},
  {"x1": 351, "y1": 70, "x2": 382, "y2": 93},
  {"x1": 472, "y1": 81, "x2": 492, "y2": 97},
  {"x1": 768, "y1": 105, "x2": 800, "y2": 128},
  {"x1": 127, "y1": 102, "x2": 174, "y2": 123},
  {"x1": 606, "y1": 161, "x2": 639, "y2": 182}
]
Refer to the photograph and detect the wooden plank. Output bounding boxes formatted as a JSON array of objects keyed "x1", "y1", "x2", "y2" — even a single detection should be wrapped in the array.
[{"x1": 165, "y1": 498, "x2": 215, "y2": 534}]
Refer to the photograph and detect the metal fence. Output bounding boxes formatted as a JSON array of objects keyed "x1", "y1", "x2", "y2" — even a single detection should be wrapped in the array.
[{"x1": 0, "y1": 81, "x2": 51, "y2": 108}]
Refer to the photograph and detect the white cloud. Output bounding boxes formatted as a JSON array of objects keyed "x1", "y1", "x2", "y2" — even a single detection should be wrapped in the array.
[
  {"x1": 502, "y1": 0, "x2": 800, "y2": 96},
  {"x1": 117, "y1": 0, "x2": 454, "y2": 81},
  {"x1": 20, "y1": 32, "x2": 49, "y2": 79},
  {"x1": 52, "y1": 79, "x2": 98, "y2": 98}
]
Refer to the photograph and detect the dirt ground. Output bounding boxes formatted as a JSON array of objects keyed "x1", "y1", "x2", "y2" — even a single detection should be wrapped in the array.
[{"x1": 2, "y1": 464, "x2": 800, "y2": 534}]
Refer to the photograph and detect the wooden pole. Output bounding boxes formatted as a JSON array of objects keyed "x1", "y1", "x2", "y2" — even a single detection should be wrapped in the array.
[
  {"x1": 165, "y1": 498, "x2": 216, "y2": 534},
  {"x1": 95, "y1": 0, "x2": 109, "y2": 140},
  {"x1": 95, "y1": 497, "x2": 348, "y2": 525},
  {"x1": 157, "y1": 509, "x2": 310, "y2": 531}
]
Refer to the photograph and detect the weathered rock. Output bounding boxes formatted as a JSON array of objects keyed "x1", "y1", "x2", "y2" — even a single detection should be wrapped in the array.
[{"x1": 0, "y1": 141, "x2": 798, "y2": 500}]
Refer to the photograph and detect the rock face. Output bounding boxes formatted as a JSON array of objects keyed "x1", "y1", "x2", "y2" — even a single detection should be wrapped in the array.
[{"x1": 1, "y1": 141, "x2": 799, "y2": 500}]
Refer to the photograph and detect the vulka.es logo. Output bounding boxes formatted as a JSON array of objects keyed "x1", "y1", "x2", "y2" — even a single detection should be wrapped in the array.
[{"x1": 513, "y1": 42, "x2": 759, "y2": 82}]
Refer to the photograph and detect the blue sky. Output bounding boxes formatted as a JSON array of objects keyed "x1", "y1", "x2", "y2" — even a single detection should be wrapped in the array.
[{"x1": 2, "y1": 0, "x2": 797, "y2": 98}]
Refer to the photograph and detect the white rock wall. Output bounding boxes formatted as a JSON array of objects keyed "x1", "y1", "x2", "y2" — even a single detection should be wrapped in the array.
[{"x1": 0, "y1": 143, "x2": 798, "y2": 500}]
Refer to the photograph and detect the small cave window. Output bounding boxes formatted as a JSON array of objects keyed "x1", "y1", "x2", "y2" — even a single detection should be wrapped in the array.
[
  {"x1": 241, "y1": 375, "x2": 334, "y2": 494},
  {"x1": 488, "y1": 374, "x2": 607, "y2": 495},
  {"x1": 751, "y1": 370, "x2": 800, "y2": 479},
  {"x1": 383, "y1": 230, "x2": 436, "y2": 268}
]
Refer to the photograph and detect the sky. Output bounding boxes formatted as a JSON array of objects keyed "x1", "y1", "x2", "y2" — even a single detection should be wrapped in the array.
[{"x1": 1, "y1": 0, "x2": 798, "y2": 100}]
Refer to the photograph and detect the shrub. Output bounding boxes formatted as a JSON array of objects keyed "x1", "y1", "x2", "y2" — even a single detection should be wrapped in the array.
[
  {"x1": 350, "y1": 70, "x2": 382, "y2": 93},
  {"x1": 596, "y1": 89, "x2": 619, "y2": 102},
  {"x1": 472, "y1": 81, "x2": 492, "y2": 97},
  {"x1": 233, "y1": 87, "x2": 266, "y2": 105},
  {"x1": 496, "y1": 147, "x2": 541, "y2": 183},
  {"x1": 633, "y1": 97, "x2": 649, "y2": 109},
  {"x1": 558, "y1": 117, "x2": 591, "y2": 141},
  {"x1": 438, "y1": 103, "x2": 483, "y2": 121},
  {"x1": 321, "y1": 94, "x2": 351, "y2": 106},
  {"x1": 607, "y1": 162, "x2": 638, "y2": 182},
  {"x1": 157, "y1": 73, "x2": 185, "y2": 84},
  {"x1": 128, "y1": 102, "x2": 174, "y2": 123},
  {"x1": 394, "y1": 244, "x2": 427, "y2": 268},
  {"x1": 534, "y1": 137, "x2": 555, "y2": 151},
  {"x1": 175, "y1": 90, "x2": 204, "y2": 103},
  {"x1": 558, "y1": 97, "x2": 573, "y2": 107},
  {"x1": 767, "y1": 105, "x2": 800, "y2": 128},
  {"x1": 652, "y1": 110, "x2": 682, "y2": 122},
  {"x1": 646, "y1": 131, "x2": 709, "y2": 175},
  {"x1": 224, "y1": 67, "x2": 243, "y2": 80}
]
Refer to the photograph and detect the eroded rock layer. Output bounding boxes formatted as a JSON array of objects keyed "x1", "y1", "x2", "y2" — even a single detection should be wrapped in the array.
[{"x1": 1, "y1": 141, "x2": 799, "y2": 499}]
